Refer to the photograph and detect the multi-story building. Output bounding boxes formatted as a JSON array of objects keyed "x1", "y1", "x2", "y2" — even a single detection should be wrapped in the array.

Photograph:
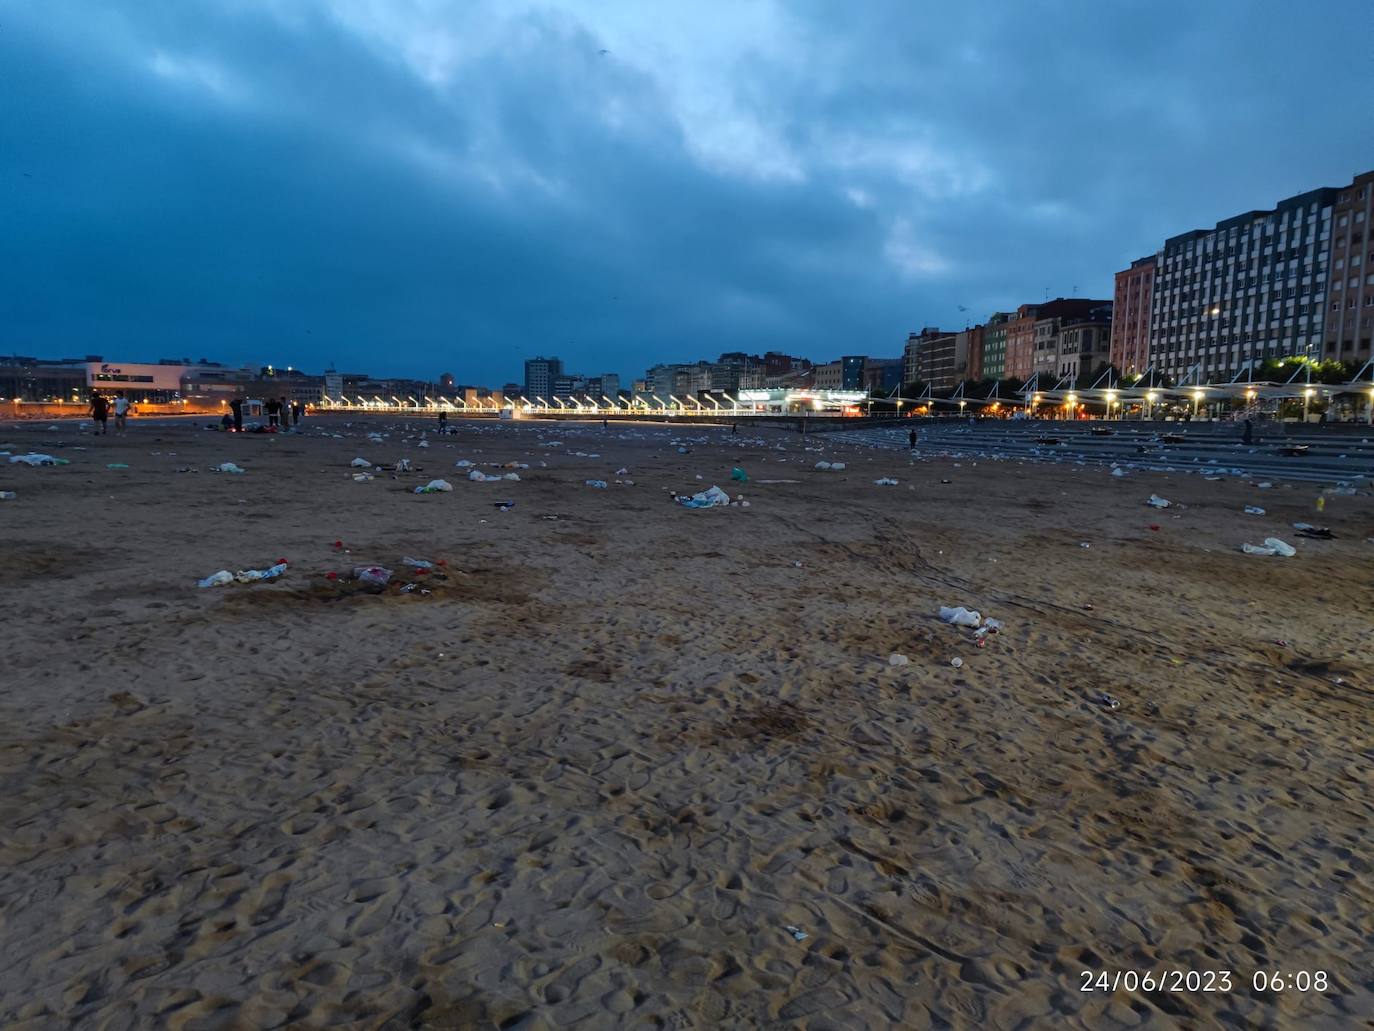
[
  {"x1": 861, "y1": 357, "x2": 904, "y2": 394},
  {"x1": 813, "y1": 360, "x2": 843, "y2": 389},
  {"x1": 1111, "y1": 257, "x2": 1156, "y2": 376},
  {"x1": 963, "y1": 325, "x2": 986, "y2": 383},
  {"x1": 1051, "y1": 306, "x2": 1114, "y2": 381},
  {"x1": 1145, "y1": 178, "x2": 1370, "y2": 382},
  {"x1": 903, "y1": 328, "x2": 964, "y2": 387},
  {"x1": 980, "y1": 313, "x2": 1011, "y2": 380},
  {"x1": 0, "y1": 356, "x2": 90, "y2": 401},
  {"x1": 524, "y1": 356, "x2": 563, "y2": 400},
  {"x1": 761, "y1": 352, "x2": 812, "y2": 384},
  {"x1": 1325, "y1": 170, "x2": 1374, "y2": 366},
  {"x1": 1005, "y1": 299, "x2": 1110, "y2": 381}
]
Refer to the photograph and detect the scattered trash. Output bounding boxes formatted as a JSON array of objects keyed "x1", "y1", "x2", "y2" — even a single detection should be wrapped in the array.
[
  {"x1": 888, "y1": 653, "x2": 910, "y2": 667},
  {"x1": 815, "y1": 461, "x2": 832, "y2": 470},
  {"x1": 792, "y1": 561, "x2": 803, "y2": 568},
  {"x1": 1146, "y1": 495, "x2": 1171, "y2": 508},
  {"x1": 174, "y1": 466, "x2": 198, "y2": 473},
  {"x1": 1244, "y1": 505, "x2": 1266, "y2": 515},
  {"x1": 494, "y1": 501, "x2": 515, "y2": 511},
  {"x1": 395, "y1": 458, "x2": 412, "y2": 473},
  {"x1": 214, "y1": 462, "x2": 246, "y2": 474},
  {"x1": 1079, "y1": 542, "x2": 1090, "y2": 549},
  {"x1": 353, "y1": 565, "x2": 393, "y2": 585},
  {"x1": 972, "y1": 618, "x2": 1002, "y2": 640},
  {"x1": 198, "y1": 561, "x2": 288, "y2": 588},
  {"x1": 401, "y1": 556, "x2": 435, "y2": 570},
  {"x1": 874, "y1": 477, "x2": 899, "y2": 486},
  {"x1": 9, "y1": 454, "x2": 69, "y2": 466},
  {"x1": 1097, "y1": 692, "x2": 1121, "y2": 709},
  {"x1": 1316, "y1": 496, "x2": 1326, "y2": 512},
  {"x1": 350, "y1": 457, "x2": 372, "y2": 468},
  {"x1": 1242, "y1": 537, "x2": 1296, "y2": 557},
  {"x1": 353, "y1": 472, "x2": 374, "y2": 482},
  {"x1": 1111, "y1": 467, "x2": 1126, "y2": 477},
  {"x1": 950, "y1": 657, "x2": 964, "y2": 668},
  {"x1": 615, "y1": 467, "x2": 629, "y2": 475},
  {"x1": 1255, "y1": 481, "x2": 1272, "y2": 489},
  {"x1": 677, "y1": 447, "x2": 691, "y2": 455},
  {"x1": 0, "y1": 491, "x2": 15, "y2": 500},
  {"x1": 585, "y1": 479, "x2": 608, "y2": 489},
  {"x1": 1148, "y1": 524, "x2": 1160, "y2": 531},
  {"x1": 731, "y1": 467, "x2": 748, "y2": 482},
  {"x1": 502, "y1": 472, "x2": 520, "y2": 481},
  {"x1": 105, "y1": 463, "x2": 129, "y2": 470},
  {"x1": 455, "y1": 459, "x2": 474, "y2": 468},
  {"x1": 468, "y1": 469, "x2": 502, "y2": 482},
  {"x1": 675, "y1": 485, "x2": 731, "y2": 508},
  {"x1": 940, "y1": 478, "x2": 951, "y2": 484},
  {"x1": 1293, "y1": 522, "x2": 1334, "y2": 539},
  {"x1": 939, "y1": 606, "x2": 981, "y2": 627},
  {"x1": 784, "y1": 925, "x2": 809, "y2": 942},
  {"x1": 414, "y1": 479, "x2": 453, "y2": 493}
]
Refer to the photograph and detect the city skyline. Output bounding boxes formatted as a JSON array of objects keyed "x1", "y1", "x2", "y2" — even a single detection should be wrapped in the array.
[{"x1": 2, "y1": 1, "x2": 1368, "y2": 384}]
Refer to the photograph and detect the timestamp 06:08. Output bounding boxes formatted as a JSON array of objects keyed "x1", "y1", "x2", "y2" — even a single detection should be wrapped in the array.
[{"x1": 1080, "y1": 970, "x2": 1330, "y2": 994}]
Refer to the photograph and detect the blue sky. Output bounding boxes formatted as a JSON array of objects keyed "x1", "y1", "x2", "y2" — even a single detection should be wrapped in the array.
[{"x1": 1, "y1": 0, "x2": 1369, "y2": 384}]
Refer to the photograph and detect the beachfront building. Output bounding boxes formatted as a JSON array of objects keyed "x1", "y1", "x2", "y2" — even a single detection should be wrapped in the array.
[
  {"x1": 1005, "y1": 299, "x2": 1110, "y2": 380},
  {"x1": 1050, "y1": 305, "x2": 1114, "y2": 381},
  {"x1": 524, "y1": 356, "x2": 563, "y2": 401},
  {"x1": 0, "y1": 356, "x2": 90, "y2": 402},
  {"x1": 979, "y1": 313, "x2": 1012, "y2": 380},
  {"x1": 1111, "y1": 257, "x2": 1156, "y2": 377},
  {"x1": 1324, "y1": 170, "x2": 1374, "y2": 367},
  {"x1": 1144, "y1": 178, "x2": 1363, "y2": 383},
  {"x1": 903, "y1": 327, "x2": 958, "y2": 386}
]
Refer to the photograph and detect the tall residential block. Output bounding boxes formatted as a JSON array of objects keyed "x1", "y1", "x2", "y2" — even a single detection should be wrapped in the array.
[
  {"x1": 980, "y1": 312, "x2": 1012, "y2": 380},
  {"x1": 524, "y1": 356, "x2": 563, "y2": 400},
  {"x1": 1325, "y1": 171, "x2": 1374, "y2": 365},
  {"x1": 1111, "y1": 257, "x2": 1155, "y2": 376},
  {"x1": 1005, "y1": 299, "x2": 1108, "y2": 381},
  {"x1": 1149, "y1": 185, "x2": 1340, "y2": 382}
]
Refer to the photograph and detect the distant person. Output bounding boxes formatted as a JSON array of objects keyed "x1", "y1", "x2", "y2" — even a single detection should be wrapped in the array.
[
  {"x1": 279, "y1": 397, "x2": 292, "y2": 428},
  {"x1": 1242, "y1": 417, "x2": 1253, "y2": 445},
  {"x1": 293, "y1": 401, "x2": 304, "y2": 425},
  {"x1": 90, "y1": 393, "x2": 110, "y2": 435},
  {"x1": 112, "y1": 392, "x2": 131, "y2": 435},
  {"x1": 602, "y1": 418, "x2": 608, "y2": 430},
  {"x1": 266, "y1": 398, "x2": 281, "y2": 429},
  {"x1": 908, "y1": 428, "x2": 917, "y2": 449},
  {"x1": 221, "y1": 412, "x2": 233, "y2": 430},
  {"x1": 230, "y1": 398, "x2": 243, "y2": 432},
  {"x1": 732, "y1": 423, "x2": 738, "y2": 435},
  {"x1": 437, "y1": 409, "x2": 448, "y2": 434}
]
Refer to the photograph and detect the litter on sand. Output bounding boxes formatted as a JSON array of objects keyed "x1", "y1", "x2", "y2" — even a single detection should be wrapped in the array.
[
  {"x1": 950, "y1": 657, "x2": 964, "y2": 668},
  {"x1": 874, "y1": 477, "x2": 899, "y2": 486},
  {"x1": 1244, "y1": 505, "x2": 1266, "y2": 515},
  {"x1": 350, "y1": 457, "x2": 372, "y2": 468},
  {"x1": 1146, "y1": 495, "x2": 1171, "y2": 508},
  {"x1": 9, "y1": 454, "x2": 69, "y2": 466},
  {"x1": 414, "y1": 479, "x2": 453, "y2": 493},
  {"x1": 1097, "y1": 692, "x2": 1121, "y2": 709},
  {"x1": 888, "y1": 653, "x2": 910, "y2": 666},
  {"x1": 214, "y1": 462, "x2": 246, "y2": 474},
  {"x1": 198, "y1": 561, "x2": 289, "y2": 588},
  {"x1": 585, "y1": 479, "x2": 608, "y2": 489},
  {"x1": 1241, "y1": 537, "x2": 1296, "y2": 557},
  {"x1": 675, "y1": 485, "x2": 731, "y2": 508},
  {"x1": 731, "y1": 467, "x2": 748, "y2": 482},
  {"x1": 0, "y1": 491, "x2": 16, "y2": 500},
  {"x1": 939, "y1": 606, "x2": 981, "y2": 627},
  {"x1": 784, "y1": 926, "x2": 809, "y2": 942},
  {"x1": 1293, "y1": 522, "x2": 1334, "y2": 539}
]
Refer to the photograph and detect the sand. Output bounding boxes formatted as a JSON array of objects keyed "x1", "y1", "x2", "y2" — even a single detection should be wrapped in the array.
[{"x1": 1, "y1": 416, "x2": 1371, "y2": 1029}]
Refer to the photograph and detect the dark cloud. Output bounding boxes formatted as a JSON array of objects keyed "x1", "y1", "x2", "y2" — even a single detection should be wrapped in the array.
[{"x1": 0, "y1": 0, "x2": 1367, "y2": 382}]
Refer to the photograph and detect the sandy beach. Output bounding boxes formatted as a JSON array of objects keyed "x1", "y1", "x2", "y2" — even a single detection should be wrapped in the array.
[{"x1": 1, "y1": 415, "x2": 1371, "y2": 1029}]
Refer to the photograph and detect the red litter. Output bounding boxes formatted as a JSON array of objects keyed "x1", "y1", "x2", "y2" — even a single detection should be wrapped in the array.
[
  {"x1": 326, "y1": 572, "x2": 338, "y2": 581},
  {"x1": 1148, "y1": 524, "x2": 1160, "y2": 531}
]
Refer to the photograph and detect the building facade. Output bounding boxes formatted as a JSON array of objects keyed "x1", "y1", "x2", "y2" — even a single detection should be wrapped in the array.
[
  {"x1": 524, "y1": 356, "x2": 563, "y2": 401},
  {"x1": 1147, "y1": 181, "x2": 1355, "y2": 382},
  {"x1": 980, "y1": 313, "x2": 1011, "y2": 380},
  {"x1": 1005, "y1": 299, "x2": 1111, "y2": 381},
  {"x1": 1111, "y1": 257, "x2": 1156, "y2": 377},
  {"x1": 1325, "y1": 170, "x2": 1374, "y2": 366}
]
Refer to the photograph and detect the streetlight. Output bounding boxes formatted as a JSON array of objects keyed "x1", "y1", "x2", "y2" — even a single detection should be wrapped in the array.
[{"x1": 1192, "y1": 389, "x2": 1204, "y2": 419}]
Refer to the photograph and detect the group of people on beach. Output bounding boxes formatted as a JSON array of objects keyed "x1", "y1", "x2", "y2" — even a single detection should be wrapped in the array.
[
  {"x1": 88, "y1": 391, "x2": 131, "y2": 435},
  {"x1": 220, "y1": 397, "x2": 304, "y2": 432}
]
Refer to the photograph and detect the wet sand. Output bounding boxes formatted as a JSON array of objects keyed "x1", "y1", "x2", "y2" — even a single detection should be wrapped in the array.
[{"x1": 1, "y1": 416, "x2": 1371, "y2": 1028}]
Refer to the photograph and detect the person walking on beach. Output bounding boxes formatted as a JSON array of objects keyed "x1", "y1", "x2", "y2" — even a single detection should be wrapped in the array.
[
  {"x1": 1242, "y1": 417, "x2": 1253, "y2": 445},
  {"x1": 266, "y1": 397, "x2": 281, "y2": 429},
  {"x1": 437, "y1": 409, "x2": 448, "y2": 434},
  {"x1": 279, "y1": 397, "x2": 292, "y2": 429},
  {"x1": 230, "y1": 397, "x2": 243, "y2": 432},
  {"x1": 908, "y1": 428, "x2": 917, "y2": 450},
  {"x1": 112, "y1": 392, "x2": 130, "y2": 435},
  {"x1": 90, "y1": 393, "x2": 110, "y2": 435},
  {"x1": 293, "y1": 401, "x2": 304, "y2": 426}
]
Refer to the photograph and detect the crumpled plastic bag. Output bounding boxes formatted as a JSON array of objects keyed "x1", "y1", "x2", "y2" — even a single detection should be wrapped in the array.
[
  {"x1": 1146, "y1": 495, "x2": 1171, "y2": 508},
  {"x1": 9, "y1": 453, "x2": 68, "y2": 466},
  {"x1": 676, "y1": 485, "x2": 730, "y2": 508},
  {"x1": 939, "y1": 605, "x2": 981, "y2": 627},
  {"x1": 414, "y1": 479, "x2": 452, "y2": 493}
]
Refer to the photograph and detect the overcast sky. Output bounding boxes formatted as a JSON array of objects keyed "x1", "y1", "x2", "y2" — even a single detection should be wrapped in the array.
[{"x1": 2, "y1": 1, "x2": 1370, "y2": 384}]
